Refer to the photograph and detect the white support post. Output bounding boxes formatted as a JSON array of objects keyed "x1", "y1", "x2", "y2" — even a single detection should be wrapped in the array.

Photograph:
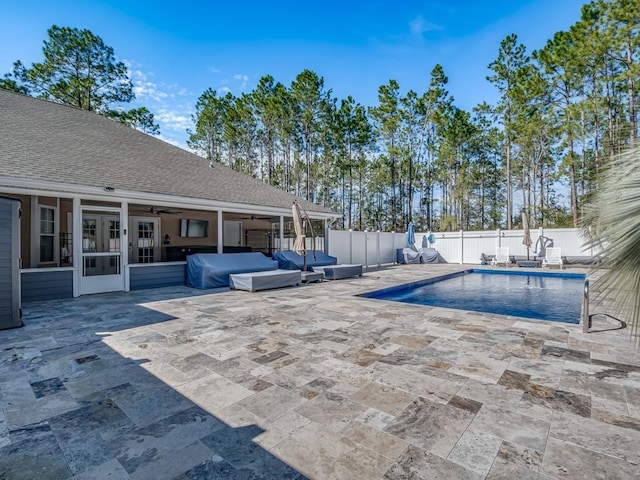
[
  {"x1": 121, "y1": 200, "x2": 129, "y2": 292},
  {"x1": 72, "y1": 197, "x2": 81, "y2": 297},
  {"x1": 324, "y1": 219, "x2": 328, "y2": 253},
  {"x1": 217, "y1": 209, "x2": 223, "y2": 253},
  {"x1": 279, "y1": 215, "x2": 284, "y2": 251},
  {"x1": 460, "y1": 230, "x2": 464, "y2": 264},
  {"x1": 54, "y1": 198, "x2": 60, "y2": 266},
  {"x1": 30, "y1": 195, "x2": 38, "y2": 268},
  {"x1": 496, "y1": 228, "x2": 501, "y2": 249},
  {"x1": 376, "y1": 230, "x2": 381, "y2": 266}
]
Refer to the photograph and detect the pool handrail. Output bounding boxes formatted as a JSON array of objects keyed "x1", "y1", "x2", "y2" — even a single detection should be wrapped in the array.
[{"x1": 582, "y1": 279, "x2": 590, "y2": 333}]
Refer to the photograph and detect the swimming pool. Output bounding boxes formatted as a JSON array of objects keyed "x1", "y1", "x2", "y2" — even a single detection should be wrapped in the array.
[{"x1": 360, "y1": 269, "x2": 586, "y2": 323}]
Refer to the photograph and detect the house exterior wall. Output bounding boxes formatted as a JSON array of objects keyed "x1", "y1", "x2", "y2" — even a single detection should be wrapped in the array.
[{"x1": 157, "y1": 210, "x2": 219, "y2": 261}]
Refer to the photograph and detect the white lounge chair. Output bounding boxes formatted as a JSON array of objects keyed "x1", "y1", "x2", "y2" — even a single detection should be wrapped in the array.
[
  {"x1": 491, "y1": 247, "x2": 510, "y2": 267},
  {"x1": 542, "y1": 247, "x2": 563, "y2": 269}
]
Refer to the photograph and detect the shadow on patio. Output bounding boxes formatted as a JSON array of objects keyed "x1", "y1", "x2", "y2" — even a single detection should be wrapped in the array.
[{"x1": 0, "y1": 286, "x2": 306, "y2": 479}]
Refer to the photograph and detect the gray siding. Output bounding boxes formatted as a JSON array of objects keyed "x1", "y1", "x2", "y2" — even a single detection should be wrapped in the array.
[
  {"x1": 0, "y1": 197, "x2": 21, "y2": 328},
  {"x1": 21, "y1": 270, "x2": 74, "y2": 303},
  {"x1": 129, "y1": 264, "x2": 186, "y2": 291},
  {"x1": 0, "y1": 205, "x2": 13, "y2": 312}
]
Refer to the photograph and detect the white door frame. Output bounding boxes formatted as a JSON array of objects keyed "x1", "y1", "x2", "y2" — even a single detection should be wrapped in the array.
[{"x1": 79, "y1": 205, "x2": 124, "y2": 295}]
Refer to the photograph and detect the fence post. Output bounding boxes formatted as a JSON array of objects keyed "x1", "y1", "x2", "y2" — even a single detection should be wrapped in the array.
[
  {"x1": 391, "y1": 231, "x2": 396, "y2": 264},
  {"x1": 496, "y1": 228, "x2": 501, "y2": 249},
  {"x1": 349, "y1": 229, "x2": 353, "y2": 264},
  {"x1": 376, "y1": 230, "x2": 381, "y2": 266},
  {"x1": 460, "y1": 230, "x2": 464, "y2": 264},
  {"x1": 364, "y1": 230, "x2": 369, "y2": 268}
]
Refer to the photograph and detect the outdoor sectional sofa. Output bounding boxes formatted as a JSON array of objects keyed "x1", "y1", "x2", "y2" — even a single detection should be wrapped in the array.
[
  {"x1": 187, "y1": 252, "x2": 282, "y2": 289},
  {"x1": 272, "y1": 250, "x2": 338, "y2": 271}
]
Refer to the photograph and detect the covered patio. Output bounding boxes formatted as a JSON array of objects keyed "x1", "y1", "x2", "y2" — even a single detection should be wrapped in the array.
[{"x1": 1, "y1": 264, "x2": 639, "y2": 479}]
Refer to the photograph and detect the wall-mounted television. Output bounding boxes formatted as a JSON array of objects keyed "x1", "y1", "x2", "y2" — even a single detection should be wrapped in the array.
[{"x1": 180, "y1": 219, "x2": 209, "y2": 238}]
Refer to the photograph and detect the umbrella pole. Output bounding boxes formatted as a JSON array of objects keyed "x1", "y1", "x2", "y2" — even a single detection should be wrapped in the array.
[{"x1": 303, "y1": 215, "x2": 307, "y2": 271}]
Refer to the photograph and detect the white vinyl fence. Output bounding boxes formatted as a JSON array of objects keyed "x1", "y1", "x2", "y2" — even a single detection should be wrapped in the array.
[{"x1": 327, "y1": 228, "x2": 599, "y2": 267}]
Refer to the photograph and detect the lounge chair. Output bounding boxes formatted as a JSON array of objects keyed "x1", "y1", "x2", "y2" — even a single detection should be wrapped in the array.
[
  {"x1": 491, "y1": 247, "x2": 510, "y2": 267},
  {"x1": 542, "y1": 247, "x2": 563, "y2": 269}
]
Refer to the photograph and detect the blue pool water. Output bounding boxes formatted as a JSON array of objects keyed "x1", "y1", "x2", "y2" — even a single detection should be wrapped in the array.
[{"x1": 361, "y1": 269, "x2": 586, "y2": 323}]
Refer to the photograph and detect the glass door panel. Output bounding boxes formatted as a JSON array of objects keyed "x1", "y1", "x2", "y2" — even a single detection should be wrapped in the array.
[{"x1": 80, "y1": 210, "x2": 123, "y2": 294}]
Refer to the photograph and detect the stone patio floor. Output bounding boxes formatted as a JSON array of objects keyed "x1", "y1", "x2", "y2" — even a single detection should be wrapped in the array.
[{"x1": 1, "y1": 264, "x2": 640, "y2": 479}]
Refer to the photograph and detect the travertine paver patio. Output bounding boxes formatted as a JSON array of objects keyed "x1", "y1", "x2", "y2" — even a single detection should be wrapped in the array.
[{"x1": 1, "y1": 264, "x2": 639, "y2": 479}]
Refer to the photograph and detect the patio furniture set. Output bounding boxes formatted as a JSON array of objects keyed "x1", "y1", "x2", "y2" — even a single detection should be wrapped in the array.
[
  {"x1": 186, "y1": 250, "x2": 364, "y2": 292},
  {"x1": 489, "y1": 247, "x2": 564, "y2": 269}
]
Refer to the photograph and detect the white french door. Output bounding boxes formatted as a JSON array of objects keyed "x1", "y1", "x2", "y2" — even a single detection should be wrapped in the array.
[
  {"x1": 129, "y1": 217, "x2": 160, "y2": 263},
  {"x1": 80, "y1": 208, "x2": 123, "y2": 295}
]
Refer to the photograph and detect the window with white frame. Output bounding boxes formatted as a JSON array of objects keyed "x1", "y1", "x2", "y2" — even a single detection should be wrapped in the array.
[{"x1": 39, "y1": 206, "x2": 56, "y2": 263}]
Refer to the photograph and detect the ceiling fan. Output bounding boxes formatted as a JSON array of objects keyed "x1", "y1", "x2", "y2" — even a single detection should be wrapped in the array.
[
  {"x1": 132, "y1": 206, "x2": 183, "y2": 215},
  {"x1": 239, "y1": 214, "x2": 260, "y2": 220}
]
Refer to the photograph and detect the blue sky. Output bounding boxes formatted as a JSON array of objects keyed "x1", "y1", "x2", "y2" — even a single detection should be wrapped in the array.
[{"x1": 1, "y1": 0, "x2": 588, "y2": 149}]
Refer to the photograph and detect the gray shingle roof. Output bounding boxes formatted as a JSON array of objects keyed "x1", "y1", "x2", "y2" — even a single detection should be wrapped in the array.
[{"x1": 0, "y1": 89, "x2": 335, "y2": 216}]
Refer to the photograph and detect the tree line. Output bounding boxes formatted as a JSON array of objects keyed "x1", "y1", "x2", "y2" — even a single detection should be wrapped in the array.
[{"x1": 3, "y1": 0, "x2": 639, "y2": 232}]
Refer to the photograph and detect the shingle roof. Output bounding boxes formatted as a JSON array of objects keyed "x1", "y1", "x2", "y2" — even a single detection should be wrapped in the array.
[{"x1": 0, "y1": 89, "x2": 335, "y2": 216}]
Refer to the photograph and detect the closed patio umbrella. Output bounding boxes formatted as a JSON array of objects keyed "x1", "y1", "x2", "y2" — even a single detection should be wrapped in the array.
[
  {"x1": 522, "y1": 210, "x2": 532, "y2": 260},
  {"x1": 292, "y1": 200, "x2": 313, "y2": 271},
  {"x1": 407, "y1": 221, "x2": 416, "y2": 248}
]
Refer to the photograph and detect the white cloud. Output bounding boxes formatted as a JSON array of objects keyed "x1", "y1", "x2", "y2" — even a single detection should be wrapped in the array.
[
  {"x1": 133, "y1": 82, "x2": 170, "y2": 102},
  {"x1": 156, "y1": 109, "x2": 193, "y2": 132},
  {"x1": 210, "y1": 66, "x2": 221, "y2": 74},
  {"x1": 233, "y1": 73, "x2": 249, "y2": 90},
  {"x1": 155, "y1": 134, "x2": 182, "y2": 147},
  {"x1": 218, "y1": 86, "x2": 231, "y2": 93},
  {"x1": 122, "y1": 60, "x2": 196, "y2": 146},
  {"x1": 409, "y1": 15, "x2": 443, "y2": 37}
]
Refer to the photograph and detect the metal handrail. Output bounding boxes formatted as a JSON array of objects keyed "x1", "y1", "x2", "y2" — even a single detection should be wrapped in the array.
[{"x1": 582, "y1": 279, "x2": 590, "y2": 333}]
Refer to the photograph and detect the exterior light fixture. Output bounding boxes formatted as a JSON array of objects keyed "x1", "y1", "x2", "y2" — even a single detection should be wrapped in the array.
[{"x1": 104, "y1": 186, "x2": 115, "y2": 192}]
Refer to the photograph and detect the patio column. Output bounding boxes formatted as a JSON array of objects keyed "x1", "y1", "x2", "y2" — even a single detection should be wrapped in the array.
[
  {"x1": 72, "y1": 197, "x2": 81, "y2": 297},
  {"x1": 279, "y1": 215, "x2": 284, "y2": 251},
  {"x1": 121, "y1": 200, "x2": 129, "y2": 292},
  {"x1": 324, "y1": 219, "x2": 328, "y2": 253},
  {"x1": 217, "y1": 209, "x2": 223, "y2": 253},
  {"x1": 30, "y1": 195, "x2": 38, "y2": 268}
]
